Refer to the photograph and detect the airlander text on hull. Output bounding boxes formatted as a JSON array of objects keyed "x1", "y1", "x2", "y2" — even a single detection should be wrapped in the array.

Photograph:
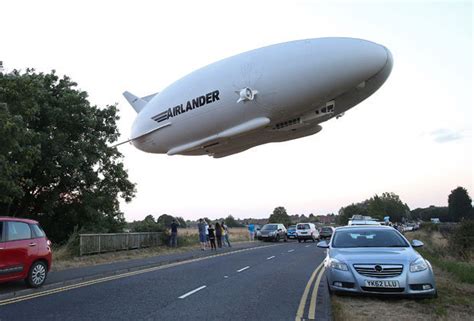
[
  {"x1": 152, "y1": 90, "x2": 220, "y2": 124},
  {"x1": 119, "y1": 37, "x2": 393, "y2": 158}
]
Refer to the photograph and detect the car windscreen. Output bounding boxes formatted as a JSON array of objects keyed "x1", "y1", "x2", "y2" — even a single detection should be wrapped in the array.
[
  {"x1": 332, "y1": 229, "x2": 409, "y2": 248},
  {"x1": 262, "y1": 224, "x2": 278, "y2": 231},
  {"x1": 297, "y1": 224, "x2": 310, "y2": 230},
  {"x1": 321, "y1": 228, "x2": 332, "y2": 233},
  {"x1": 288, "y1": 226, "x2": 296, "y2": 231}
]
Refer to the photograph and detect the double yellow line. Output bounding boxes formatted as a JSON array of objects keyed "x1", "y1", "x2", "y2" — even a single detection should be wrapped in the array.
[{"x1": 295, "y1": 261, "x2": 326, "y2": 321}]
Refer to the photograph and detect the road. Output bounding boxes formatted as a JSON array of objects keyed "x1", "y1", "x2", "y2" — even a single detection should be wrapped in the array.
[{"x1": 0, "y1": 241, "x2": 328, "y2": 321}]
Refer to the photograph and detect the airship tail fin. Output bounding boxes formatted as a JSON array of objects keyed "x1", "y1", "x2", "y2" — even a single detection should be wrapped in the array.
[{"x1": 123, "y1": 91, "x2": 148, "y2": 113}]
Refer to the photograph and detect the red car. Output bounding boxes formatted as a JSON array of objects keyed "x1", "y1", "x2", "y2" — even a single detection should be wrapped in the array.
[{"x1": 0, "y1": 217, "x2": 52, "y2": 288}]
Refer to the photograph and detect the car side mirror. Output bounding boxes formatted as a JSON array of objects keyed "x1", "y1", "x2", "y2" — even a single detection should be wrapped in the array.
[
  {"x1": 411, "y1": 240, "x2": 424, "y2": 248},
  {"x1": 317, "y1": 241, "x2": 329, "y2": 248}
]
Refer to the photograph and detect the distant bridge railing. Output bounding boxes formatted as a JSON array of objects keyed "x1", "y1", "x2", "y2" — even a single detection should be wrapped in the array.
[{"x1": 79, "y1": 232, "x2": 163, "y2": 256}]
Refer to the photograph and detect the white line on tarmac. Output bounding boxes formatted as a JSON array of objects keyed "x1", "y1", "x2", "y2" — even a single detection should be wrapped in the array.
[
  {"x1": 288, "y1": 249, "x2": 295, "y2": 252},
  {"x1": 178, "y1": 285, "x2": 207, "y2": 299},
  {"x1": 237, "y1": 266, "x2": 250, "y2": 272},
  {"x1": 267, "y1": 256, "x2": 275, "y2": 260},
  {"x1": 305, "y1": 245, "x2": 311, "y2": 248}
]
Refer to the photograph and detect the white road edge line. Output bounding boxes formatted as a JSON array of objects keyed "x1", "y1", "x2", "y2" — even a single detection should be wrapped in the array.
[
  {"x1": 267, "y1": 256, "x2": 276, "y2": 260},
  {"x1": 288, "y1": 249, "x2": 295, "y2": 252},
  {"x1": 237, "y1": 266, "x2": 250, "y2": 272},
  {"x1": 178, "y1": 285, "x2": 207, "y2": 299}
]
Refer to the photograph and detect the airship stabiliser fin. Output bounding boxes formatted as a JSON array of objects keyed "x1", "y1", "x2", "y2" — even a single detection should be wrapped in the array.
[
  {"x1": 123, "y1": 91, "x2": 150, "y2": 113},
  {"x1": 167, "y1": 117, "x2": 270, "y2": 155}
]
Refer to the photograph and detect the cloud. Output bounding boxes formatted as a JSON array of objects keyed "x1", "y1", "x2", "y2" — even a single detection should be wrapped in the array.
[{"x1": 430, "y1": 128, "x2": 465, "y2": 143}]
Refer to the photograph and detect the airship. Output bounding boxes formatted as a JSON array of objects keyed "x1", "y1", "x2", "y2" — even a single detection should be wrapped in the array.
[{"x1": 121, "y1": 37, "x2": 393, "y2": 158}]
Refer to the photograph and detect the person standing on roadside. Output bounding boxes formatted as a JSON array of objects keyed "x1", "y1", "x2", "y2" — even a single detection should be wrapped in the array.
[
  {"x1": 248, "y1": 222, "x2": 255, "y2": 241},
  {"x1": 205, "y1": 220, "x2": 210, "y2": 248},
  {"x1": 222, "y1": 221, "x2": 231, "y2": 247},
  {"x1": 208, "y1": 224, "x2": 217, "y2": 251},
  {"x1": 197, "y1": 218, "x2": 207, "y2": 251},
  {"x1": 215, "y1": 222, "x2": 223, "y2": 248},
  {"x1": 169, "y1": 219, "x2": 179, "y2": 248}
]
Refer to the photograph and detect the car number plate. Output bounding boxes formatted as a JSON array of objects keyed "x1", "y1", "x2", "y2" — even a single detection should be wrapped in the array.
[
  {"x1": 364, "y1": 280, "x2": 399, "y2": 288},
  {"x1": 300, "y1": 232, "x2": 307, "y2": 234}
]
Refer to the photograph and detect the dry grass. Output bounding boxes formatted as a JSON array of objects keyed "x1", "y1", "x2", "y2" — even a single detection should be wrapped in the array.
[
  {"x1": 332, "y1": 229, "x2": 474, "y2": 321},
  {"x1": 51, "y1": 227, "x2": 251, "y2": 272}
]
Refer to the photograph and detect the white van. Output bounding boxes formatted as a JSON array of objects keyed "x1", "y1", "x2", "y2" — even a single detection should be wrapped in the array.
[{"x1": 296, "y1": 223, "x2": 319, "y2": 242}]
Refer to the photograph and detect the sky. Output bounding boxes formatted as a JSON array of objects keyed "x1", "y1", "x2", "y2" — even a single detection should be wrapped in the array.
[{"x1": 1, "y1": 0, "x2": 472, "y2": 221}]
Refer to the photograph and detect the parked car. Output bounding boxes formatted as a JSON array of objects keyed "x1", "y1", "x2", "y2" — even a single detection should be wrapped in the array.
[
  {"x1": 319, "y1": 226, "x2": 335, "y2": 240},
  {"x1": 258, "y1": 224, "x2": 287, "y2": 242},
  {"x1": 255, "y1": 224, "x2": 262, "y2": 239},
  {"x1": 0, "y1": 217, "x2": 52, "y2": 288},
  {"x1": 287, "y1": 225, "x2": 297, "y2": 239},
  {"x1": 317, "y1": 225, "x2": 437, "y2": 298},
  {"x1": 296, "y1": 223, "x2": 319, "y2": 242}
]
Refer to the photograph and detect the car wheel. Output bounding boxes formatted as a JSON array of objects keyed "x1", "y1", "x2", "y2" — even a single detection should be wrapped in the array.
[
  {"x1": 284, "y1": 235, "x2": 288, "y2": 242},
  {"x1": 298, "y1": 239, "x2": 301, "y2": 243},
  {"x1": 275, "y1": 235, "x2": 280, "y2": 242},
  {"x1": 25, "y1": 261, "x2": 48, "y2": 288},
  {"x1": 304, "y1": 239, "x2": 307, "y2": 243}
]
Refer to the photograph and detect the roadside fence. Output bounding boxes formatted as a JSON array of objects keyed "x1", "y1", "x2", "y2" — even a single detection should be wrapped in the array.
[{"x1": 79, "y1": 232, "x2": 163, "y2": 256}]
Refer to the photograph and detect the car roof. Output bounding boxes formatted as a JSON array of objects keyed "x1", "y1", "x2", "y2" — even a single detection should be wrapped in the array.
[
  {"x1": 0, "y1": 216, "x2": 39, "y2": 224},
  {"x1": 335, "y1": 225, "x2": 393, "y2": 231}
]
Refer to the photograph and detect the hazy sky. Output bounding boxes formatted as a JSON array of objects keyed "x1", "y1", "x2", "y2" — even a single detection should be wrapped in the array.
[{"x1": 1, "y1": 0, "x2": 472, "y2": 221}]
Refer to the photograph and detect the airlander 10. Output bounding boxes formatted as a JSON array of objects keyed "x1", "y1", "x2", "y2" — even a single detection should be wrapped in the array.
[{"x1": 121, "y1": 37, "x2": 393, "y2": 158}]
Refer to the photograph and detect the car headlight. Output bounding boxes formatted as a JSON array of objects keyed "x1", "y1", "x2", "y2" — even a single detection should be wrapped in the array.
[
  {"x1": 410, "y1": 258, "x2": 428, "y2": 272},
  {"x1": 328, "y1": 258, "x2": 348, "y2": 271}
]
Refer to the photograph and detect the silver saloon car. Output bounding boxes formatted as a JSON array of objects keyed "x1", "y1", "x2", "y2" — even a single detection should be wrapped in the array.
[{"x1": 318, "y1": 225, "x2": 436, "y2": 297}]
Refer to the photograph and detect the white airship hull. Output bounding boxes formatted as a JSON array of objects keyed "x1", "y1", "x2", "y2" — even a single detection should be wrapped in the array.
[{"x1": 124, "y1": 37, "x2": 393, "y2": 158}]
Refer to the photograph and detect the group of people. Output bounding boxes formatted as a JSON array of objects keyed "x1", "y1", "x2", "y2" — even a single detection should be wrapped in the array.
[{"x1": 197, "y1": 218, "x2": 231, "y2": 251}]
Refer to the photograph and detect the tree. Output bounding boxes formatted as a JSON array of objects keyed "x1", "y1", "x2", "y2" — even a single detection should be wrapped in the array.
[
  {"x1": 268, "y1": 206, "x2": 292, "y2": 227},
  {"x1": 367, "y1": 193, "x2": 410, "y2": 223},
  {"x1": 157, "y1": 214, "x2": 175, "y2": 227},
  {"x1": 448, "y1": 187, "x2": 473, "y2": 221},
  {"x1": 337, "y1": 202, "x2": 369, "y2": 225},
  {"x1": 224, "y1": 215, "x2": 242, "y2": 227},
  {"x1": 0, "y1": 69, "x2": 135, "y2": 242},
  {"x1": 128, "y1": 215, "x2": 164, "y2": 232}
]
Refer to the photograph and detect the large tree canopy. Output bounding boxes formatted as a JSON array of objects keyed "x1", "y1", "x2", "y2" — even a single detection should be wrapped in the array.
[
  {"x1": 0, "y1": 69, "x2": 135, "y2": 242},
  {"x1": 448, "y1": 186, "x2": 472, "y2": 221},
  {"x1": 268, "y1": 206, "x2": 292, "y2": 227},
  {"x1": 337, "y1": 192, "x2": 410, "y2": 224}
]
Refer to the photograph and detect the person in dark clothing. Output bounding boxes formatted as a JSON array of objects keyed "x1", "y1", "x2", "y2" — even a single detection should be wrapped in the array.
[
  {"x1": 170, "y1": 219, "x2": 179, "y2": 247},
  {"x1": 208, "y1": 224, "x2": 217, "y2": 251},
  {"x1": 215, "y1": 222, "x2": 223, "y2": 248}
]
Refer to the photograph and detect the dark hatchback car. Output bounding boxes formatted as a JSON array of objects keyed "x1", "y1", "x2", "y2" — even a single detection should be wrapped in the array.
[
  {"x1": 0, "y1": 217, "x2": 52, "y2": 288},
  {"x1": 258, "y1": 224, "x2": 288, "y2": 242},
  {"x1": 320, "y1": 226, "x2": 335, "y2": 240}
]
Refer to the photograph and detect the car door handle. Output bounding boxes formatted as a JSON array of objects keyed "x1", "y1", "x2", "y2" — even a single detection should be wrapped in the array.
[{"x1": 29, "y1": 242, "x2": 37, "y2": 247}]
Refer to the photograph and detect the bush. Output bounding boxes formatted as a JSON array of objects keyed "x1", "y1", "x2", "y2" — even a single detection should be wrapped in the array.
[{"x1": 448, "y1": 220, "x2": 474, "y2": 259}]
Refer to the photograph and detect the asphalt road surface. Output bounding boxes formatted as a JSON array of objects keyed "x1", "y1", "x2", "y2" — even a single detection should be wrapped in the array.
[{"x1": 0, "y1": 241, "x2": 327, "y2": 321}]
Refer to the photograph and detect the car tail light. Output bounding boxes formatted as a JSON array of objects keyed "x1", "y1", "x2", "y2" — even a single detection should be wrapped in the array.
[{"x1": 47, "y1": 240, "x2": 52, "y2": 246}]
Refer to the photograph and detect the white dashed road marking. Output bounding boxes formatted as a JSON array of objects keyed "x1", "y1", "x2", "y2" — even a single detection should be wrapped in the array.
[
  {"x1": 305, "y1": 245, "x2": 311, "y2": 248},
  {"x1": 237, "y1": 266, "x2": 250, "y2": 273},
  {"x1": 267, "y1": 256, "x2": 275, "y2": 260},
  {"x1": 288, "y1": 249, "x2": 295, "y2": 253},
  {"x1": 178, "y1": 285, "x2": 207, "y2": 299}
]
